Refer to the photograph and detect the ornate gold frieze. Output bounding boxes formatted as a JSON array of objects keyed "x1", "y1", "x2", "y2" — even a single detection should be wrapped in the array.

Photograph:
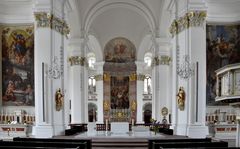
[
  {"x1": 169, "y1": 11, "x2": 206, "y2": 37},
  {"x1": 68, "y1": 56, "x2": 85, "y2": 66},
  {"x1": 95, "y1": 74, "x2": 103, "y2": 81},
  {"x1": 129, "y1": 73, "x2": 137, "y2": 81},
  {"x1": 137, "y1": 74, "x2": 145, "y2": 81},
  {"x1": 34, "y1": 12, "x2": 70, "y2": 36}
]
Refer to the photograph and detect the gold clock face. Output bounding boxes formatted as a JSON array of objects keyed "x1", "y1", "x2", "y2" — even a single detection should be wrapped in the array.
[{"x1": 161, "y1": 107, "x2": 168, "y2": 116}]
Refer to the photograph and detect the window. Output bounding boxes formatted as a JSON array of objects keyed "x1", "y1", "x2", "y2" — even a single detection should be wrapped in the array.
[
  {"x1": 88, "y1": 76, "x2": 96, "y2": 93},
  {"x1": 144, "y1": 52, "x2": 152, "y2": 67},
  {"x1": 87, "y1": 53, "x2": 96, "y2": 69},
  {"x1": 144, "y1": 76, "x2": 151, "y2": 94}
]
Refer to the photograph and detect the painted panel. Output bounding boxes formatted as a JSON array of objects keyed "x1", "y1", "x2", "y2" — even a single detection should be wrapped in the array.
[
  {"x1": 206, "y1": 25, "x2": 240, "y2": 105},
  {"x1": 2, "y1": 25, "x2": 34, "y2": 106}
]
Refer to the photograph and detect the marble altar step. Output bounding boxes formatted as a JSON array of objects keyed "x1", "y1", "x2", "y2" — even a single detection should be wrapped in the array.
[{"x1": 92, "y1": 138, "x2": 148, "y2": 148}]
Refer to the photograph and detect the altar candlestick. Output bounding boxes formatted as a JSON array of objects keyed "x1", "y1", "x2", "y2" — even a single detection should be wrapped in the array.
[{"x1": 106, "y1": 119, "x2": 108, "y2": 131}]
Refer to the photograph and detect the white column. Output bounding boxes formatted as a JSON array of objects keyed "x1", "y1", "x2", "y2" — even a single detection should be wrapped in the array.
[
  {"x1": 157, "y1": 38, "x2": 171, "y2": 122},
  {"x1": 169, "y1": 0, "x2": 208, "y2": 137},
  {"x1": 135, "y1": 61, "x2": 145, "y2": 123},
  {"x1": 95, "y1": 62, "x2": 104, "y2": 123},
  {"x1": 33, "y1": 0, "x2": 68, "y2": 137},
  {"x1": 68, "y1": 39, "x2": 85, "y2": 124}
]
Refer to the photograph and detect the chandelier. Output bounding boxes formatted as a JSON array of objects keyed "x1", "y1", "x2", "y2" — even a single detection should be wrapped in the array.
[
  {"x1": 175, "y1": 0, "x2": 194, "y2": 80},
  {"x1": 48, "y1": 46, "x2": 64, "y2": 79},
  {"x1": 176, "y1": 47, "x2": 194, "y2": 80}
]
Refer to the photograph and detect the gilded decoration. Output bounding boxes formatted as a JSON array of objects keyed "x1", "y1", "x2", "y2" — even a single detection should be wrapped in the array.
[
  {"x1": 103, "y1": 73, "x2": 110, "y2": 81},
  {"x1": 55, "y1": 88, "x2": 64, "y2": 111},
  {"x1": 34, "y1": 12, "x2": 70, "y2": 36},
  {"x1": 131, "y1": 100, "x2": 137, "y2": 112},
  {"x1": 129, "y1": 73, "x2": 137, "y2": 81},
  {"x1": 152, "y1": 56, "x2": 160, "y2": 66},
  {"x1": 160, "y1": 56, "x2": 171, "y2": 65},
  {"x1": 68, "y1": 56, "x2": 85, "y2": 66},
  {"x1": 169, "y1": 11, "x2": 206, "y2": 37},
  {"x1": 176, "y1": 86, "x2": 185, "y2": 111},
  {"x1": 103, "y1": 100, "x2": 110, "y2": 112},
  {"x1": 95, "y1": 74, "x2": 103, "y2": 81},
  {"x1": 137, "y1": 74, "x2": 145, "y2": 81}
]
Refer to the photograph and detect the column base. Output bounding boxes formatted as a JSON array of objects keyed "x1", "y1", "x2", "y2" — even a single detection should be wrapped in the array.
[
  {"x1": 33, "y1": 124, "x2": 53, "y2": 138},
  {"x1": 187, "y1": 124, "x2": 209, "y2": 138},
  {"x1": 53, "y1": 124, "x2": 65, "y2": 136},
  {"x1": 174, "y1": 124, "x2": 188, "y2": 136}
]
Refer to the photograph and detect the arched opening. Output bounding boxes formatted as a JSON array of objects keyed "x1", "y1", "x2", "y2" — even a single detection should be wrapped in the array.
[
  {"x1": 88, "y1": 103, "x2": 97, "y2": 122},
  {"x1": 143, "y1": 103, "x2": 152, "y2": 124},
  {"x1": 103, "y1": 37, "x2": 137, "y2": 122}
]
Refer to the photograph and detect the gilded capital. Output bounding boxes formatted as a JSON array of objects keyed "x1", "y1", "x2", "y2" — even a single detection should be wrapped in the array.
[
  {"x1": 137, "y1": 74, "x2": 145, "y2": 81},
  {"x1": 34, "y1": 12, "x2": 70, "y2": 36},
  {"x1": 129, "y1": 73, "x2": 137, "y2": 81},
  {"x1": 160, "y1": 56, "x2": 171, "y2": 65},
  {"x1": 169, "y1": 11, "x2": 206, "y2": 37},
  {"x1": 95, "y1": 74, "x2": 103, "y2": 81},
  {"x1": 68, "y1": 56, "x2": 85, "y2": 66}
]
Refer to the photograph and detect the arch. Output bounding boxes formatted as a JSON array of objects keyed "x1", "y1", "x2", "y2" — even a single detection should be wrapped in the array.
[
  {"x1": 88, "y1": 103, "x2": 97, "y2": 122},
  {"x1": 84, "y1": 0, "x2": 156, "y2": 34},
  {"x1": 87, "y1": 34, "x2": 103, "y2": 61},
  {"x1": 137, "y1": 34, "x2": 153, "y2": 61},
  {"x1": 143, "y1": 102, "x2": 152, "y2": 124}
]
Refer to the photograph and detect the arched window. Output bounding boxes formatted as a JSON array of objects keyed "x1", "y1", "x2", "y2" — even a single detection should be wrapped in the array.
[
  {"x1": 144, "y1": 52, "x2": 152, "y2": 67},
  {"x1": 88, "y1": 76, "x2": 96, "y2": 94},
  {"x1": 144, "y1": 75, "x2": 151, "y2": 94},
  {"x1": 87, "y1": 53, "x2": 96, "y2": 69}
]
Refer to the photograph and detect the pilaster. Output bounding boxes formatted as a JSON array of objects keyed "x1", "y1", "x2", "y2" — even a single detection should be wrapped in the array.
[
  {"x1": 94, "y1": 62, "x2": 105, "y2": 123},
  {"x1": 169, "y1": 0, "x2": 208, "y2": 137},
  {"x1": 135, "y1": 61, "x2": 145, "y2": 123},
  {"x1": 33, "y1": 0, "x2": 69, "y2": 137}
]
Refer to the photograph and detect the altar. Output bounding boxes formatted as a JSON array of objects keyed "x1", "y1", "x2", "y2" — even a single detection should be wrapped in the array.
[
  {"x1": 0, "y1": 124, "x2": 31, "y2": 138},
  {"x1": 111, "y1": 122, "x2": 129, "y2": 134}
]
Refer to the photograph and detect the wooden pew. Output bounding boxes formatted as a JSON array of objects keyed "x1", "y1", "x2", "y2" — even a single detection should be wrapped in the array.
[
  {"x1": 13, "y1": 137, "x2": 92, "y2": 149},
  {"x1": 0, "y1": 146, "x2": 77, "y2": 149},
  {"x1": 148, "y1": 138, "x2": 212, "y2": 149},
  {"x1": 152, "y1": 141, "x2": 228, "y2": 149},
  {"x1": 0, "y1": 141, "x2": 88, "y2": 149}
]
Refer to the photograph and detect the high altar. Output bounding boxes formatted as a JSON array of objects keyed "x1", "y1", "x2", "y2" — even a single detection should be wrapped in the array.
[{"x1": 103, "y1": 38, "x2": 137, "y2": 123}]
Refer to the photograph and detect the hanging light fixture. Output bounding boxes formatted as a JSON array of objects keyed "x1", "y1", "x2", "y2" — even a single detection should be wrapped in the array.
[{"x1": 176, "y1": 0, "x2": 194, "y2": 80}]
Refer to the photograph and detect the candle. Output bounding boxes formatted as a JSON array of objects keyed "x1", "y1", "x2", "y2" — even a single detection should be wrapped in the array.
[
  {"x1": 106, "y1": 119, "x2": 108, "y2": 131},
  {"x1": 132, "y1": 119, "x2": 134, "y2": 126}
]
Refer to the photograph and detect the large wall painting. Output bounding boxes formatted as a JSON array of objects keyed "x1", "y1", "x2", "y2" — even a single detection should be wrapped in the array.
[
  {"x1": 110, "y1": 76, "x2": 129, "y2": 109},
  {"x1": 104, "y1": 37, "x2": 136, "y2": 63},
  {"x1": 206, "y1": 25, "x2": 240, "y2": 105},
  {"x1": 2, "y1": 25, "x2": 34, "y2": 106}
]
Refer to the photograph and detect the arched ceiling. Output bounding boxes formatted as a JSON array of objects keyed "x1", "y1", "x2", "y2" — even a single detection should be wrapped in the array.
[{"x1": 90, "y1": 7, "x2": 149, "y2": 52}]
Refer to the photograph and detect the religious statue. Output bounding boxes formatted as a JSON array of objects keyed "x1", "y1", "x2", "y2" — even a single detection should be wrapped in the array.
[
  {"x1": 55, "y1": 88, "x2": 63, "y2": 111},
  {"x1": 176, "y1": 87, "x2": 185, "y2": 111}
]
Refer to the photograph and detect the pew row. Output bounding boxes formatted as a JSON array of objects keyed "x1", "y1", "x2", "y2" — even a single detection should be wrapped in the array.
[{"x1": 148, "y1": 138, "x2": 228, "y2": 149}]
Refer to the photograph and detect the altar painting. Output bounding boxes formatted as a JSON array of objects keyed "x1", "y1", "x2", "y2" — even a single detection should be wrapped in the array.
[
  {"x1": 2, "y1": 25, "x2": 34, "y2": 106},
  {"x1": 110, "y1": 76, "x2": 129, "y2": 109},
  {"x1": 206, "y1": 25, "x2": 240, "y2": 105}
]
